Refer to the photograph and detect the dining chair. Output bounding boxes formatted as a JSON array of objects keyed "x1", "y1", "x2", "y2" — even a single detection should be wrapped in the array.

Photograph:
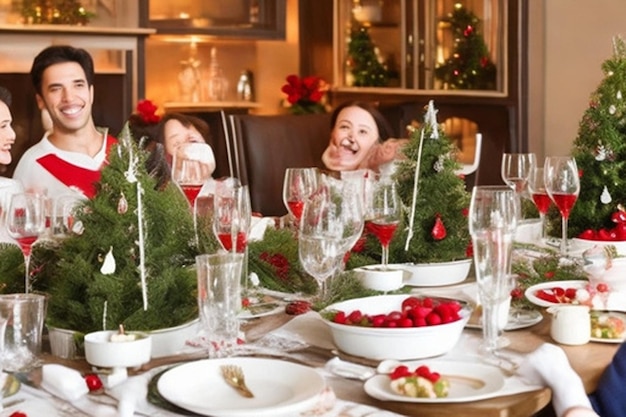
[{"x1": 226, "y1": 112, "x2": 332, "y2": 216}]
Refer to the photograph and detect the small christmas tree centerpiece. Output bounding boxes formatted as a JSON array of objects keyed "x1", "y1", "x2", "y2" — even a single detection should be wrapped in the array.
[
  {"x1": 38, "y1": 125, "x2": 200, "y2": 335},
  {"x1": 388, "y1": 101, "x2": 472, "y2": 264},
  {"x1": 566, "y1": 36, "x2": 626, "y2": 241}
]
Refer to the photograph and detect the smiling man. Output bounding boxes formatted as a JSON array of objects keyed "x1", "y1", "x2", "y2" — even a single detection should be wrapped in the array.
[{"x1": 13, "y1": 45, "x2": 117, "y2": 199}]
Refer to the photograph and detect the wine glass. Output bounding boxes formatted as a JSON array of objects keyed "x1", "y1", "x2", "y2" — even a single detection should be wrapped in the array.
[
  {"x1": 5, "y1": 193, "x2": 46, "y2": 293},
  {"x1": 298, "y1": 181, "x2": 347, "y2": 300},
  {"x1": 469, "y1": 186, "x2": 519, "y2": 364},
  {"x1": 51, "y1": 194, "x2": 84, "y2": 238},
  {"x1": 171, "y1": 142, "x2": 215, "y2": 207},
  {"x1": 501, "y1": 153, "x2": 536, "y2": 197},
  {"x1": 366, "y1": 175, "x2": 402, "y2": 268},
  {"x1": 282, "y1": 167, "x2": 318, "y2": 229},
  {"x1": 544, "y1": 156, "x2": 580, "y2": 255},
  {"x1": 527, "y1": 166, "x2": 552, "y2": 241},
  {"x1": 213, "y1": 182, "x2": 252, "y2": 290}
]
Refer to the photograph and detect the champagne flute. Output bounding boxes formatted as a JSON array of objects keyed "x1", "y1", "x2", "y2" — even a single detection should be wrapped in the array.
[
  {"x1": 501, "y1": 153, "x2": 536, "y2": 196},
  {"x1": 366, "y1": 175, "x2": 402, "y2": 268},
  {"x1": 469, "y1": 186, "x2": 519, "y2": 363},
  {"x1": 298, "y1": 181, "x2": 346, "y2": 301},
  {"x1": 527, "y1": 166, "x2": 552, "y2": 241},
  {"x1": 282, "y1": 167, "x2": 318, "y2": 228},
  {"x1": 171, "y1": 142, "x2": 215, "y2": 207},
  {"x1": 6, "y1": 193, "x2": 46, "y2": 293},
  {"x1": 544, "y1": 156, "x2": 580, "y2": 255}
]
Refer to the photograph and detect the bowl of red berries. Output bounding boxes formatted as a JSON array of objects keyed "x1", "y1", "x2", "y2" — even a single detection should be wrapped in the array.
[{"x1": 320, "y1": 294, "x2": 472, "y2": 360}]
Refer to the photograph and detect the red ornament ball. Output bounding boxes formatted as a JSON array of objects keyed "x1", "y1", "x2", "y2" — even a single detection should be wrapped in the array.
[{"x1": 84, "y1": 373, "x2": 103, "y2": 392}]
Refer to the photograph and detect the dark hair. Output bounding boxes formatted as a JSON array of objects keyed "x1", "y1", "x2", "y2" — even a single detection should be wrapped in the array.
[
  {"x1": 156, "y1": 112, "x2": 211, "y2": 145},
  {"x1": 30, "y1": 45, "x2": 95, "y2": 95},
  {"x1": 330, "y1": 101, "x2": 394, "y2": 143},
  {"x1": 0, "y1": 85, "x2": 11, "y2": 107}
]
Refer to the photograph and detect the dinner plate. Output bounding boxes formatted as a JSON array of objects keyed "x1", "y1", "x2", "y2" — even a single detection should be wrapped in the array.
[
  {"x1": 238, "y1": 302, "x2": 284, "y2": 319},
  {"x1": 465, "y1": 307, "x2": 543, "y2": 331},
  {"x1": 590, "y1": 311, "x2": 626, "y2": 343},
  {"x1": 524, "y1": 280, "x2": 589, "y2": 308},
  {"x1": 157, "y1": 357, "x2": 325, "y2": 417},
  {"x1": 363, "y1": 360, "x2": 506, "y2": 403}
]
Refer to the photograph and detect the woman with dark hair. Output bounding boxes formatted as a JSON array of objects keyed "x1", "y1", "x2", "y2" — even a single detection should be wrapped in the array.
[
  {"x1": 156, "y1": 112, "x2": 212, "y2": 163},
  {"x1": 322, "y1": 101, "x2": 407, "y2": 172},
  {"x1": 0, "y1": 85, "x2": 24, "y2": 244}
]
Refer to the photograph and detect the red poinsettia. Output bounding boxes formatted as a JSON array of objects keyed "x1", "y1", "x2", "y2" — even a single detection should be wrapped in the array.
[
  {"x1": 281, "y1": 74, "x2": 328, "y2": 115},
  {"x1": 136, "y1": 99, "x2": 161, "y2": 124}
]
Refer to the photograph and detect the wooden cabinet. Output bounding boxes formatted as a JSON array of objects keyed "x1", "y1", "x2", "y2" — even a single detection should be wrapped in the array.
[{"x1": 139, "y1": 0, "x2": 286, "y2": 40}]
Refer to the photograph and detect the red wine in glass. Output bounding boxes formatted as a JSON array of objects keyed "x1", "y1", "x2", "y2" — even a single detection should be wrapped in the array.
[
  {"x1": 181, "y1": 184, "x2": 202, "y2": 205},
  {"x1": 15, "y1": 236, "x2": 38, "y2": 257},
  {"x1": 365, "y1": 221, "x2": 399, "y2": 248},
  {"x1": 551, "y1": 192, "x2": 578, "y2": 219},
  {"x1": 287, "y1": 200, "x2": 305, "y2": 222},
  {"x1": 217, "y1": 231, "x2": 248, "y2": 253},
  {"x1": 531, "y1": 191, "x2": 552, "y2": 215}
]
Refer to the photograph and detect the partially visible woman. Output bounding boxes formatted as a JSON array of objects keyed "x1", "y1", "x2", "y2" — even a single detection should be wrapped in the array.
[
  {"x1": 156, "y1": 112, "x2": 213, "y2": 165},
  {"x1": 0, "y1": 86, "x2": 24, "y2": 244},
  {"x1": 322, "y1": 101, "x2": 407, "y2": 173}
]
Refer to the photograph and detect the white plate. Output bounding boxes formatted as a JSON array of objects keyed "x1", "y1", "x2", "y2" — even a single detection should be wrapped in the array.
[
  {"x1": 590, "y1": 311, "x2": 626, "y2": 343},
  {"x1": 390, "y1": 259, "x2": 472, "y2": 287},
  {"x1": 524, "y1": 280, "x2": 589, "y2": 308},
  {"x1": 157, "y1": 357, "x2": 325, "y2": 416},
  {"x1": 364, "y1": 360, "x2": 506, "y2": 403},
  {"x1": 238, "y1": 302, "x2": 284, "y2": 319},
  {"x1": 465, "y1": 307, "x2": 543, "y2": 331}
]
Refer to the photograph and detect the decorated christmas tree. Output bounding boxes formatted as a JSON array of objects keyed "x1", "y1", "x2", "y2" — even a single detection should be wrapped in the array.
[
  {"x1": 346, "y1": 23, "x2": 390, "y2": 87},
  {"x1": 0, "y1": 126, "x2": 201, "y2": 334},
  {"x1": 567, "y1": 36, "x2": 626, "y2": 239},
  {"x1": 434, "y1": 3, "x2": 497, "y2": 90}
]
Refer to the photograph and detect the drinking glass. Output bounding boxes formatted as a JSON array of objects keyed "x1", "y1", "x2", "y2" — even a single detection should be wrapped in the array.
[
  {"x1": 298, "y1": 181, "x2": 346, "y2": 300},
  {"x1": 544, "y1": 156, "x2": 580, "y2": 255},
  {"x1": 527, "y1": 166, "x2": 552, "y2": 241},
  {"x1": 366, "y1": 176, "x2": 402, "y2": 268},
  {"x1": 469, "y1": 186, "x2": 519, "y2": 361},
  {"x1": 501, "y1": 153, "x2": 536, "y2": 197},
  {"x1": 51, "y1": 194, "x2": 84, "y2": 238},
  {"x1": 171, "y1": 142, "x2": 215, "y2": 207},
  {"x1": 6, "y1": 193, "x2": 46, "y2": 293},
  {"x1": 282, "y1": 167, "x2": 318, "y2": 228}
]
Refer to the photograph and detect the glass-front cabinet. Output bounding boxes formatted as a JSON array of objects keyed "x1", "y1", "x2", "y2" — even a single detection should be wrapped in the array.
[
  {"x1": 141, "y1": 0, "x2": 285, "y2": 39},
  {"x1": 334, "y1": 0, "x2": 507, "y2": 95}
]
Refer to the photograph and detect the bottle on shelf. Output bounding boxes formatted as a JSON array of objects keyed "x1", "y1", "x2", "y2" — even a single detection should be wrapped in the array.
[{"x1": 206, "y1": 47, "x2": 228, "y2": 101}]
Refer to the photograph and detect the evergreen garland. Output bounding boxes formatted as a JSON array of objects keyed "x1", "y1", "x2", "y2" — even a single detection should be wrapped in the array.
[{"x1": 566, "y1": 36, "x2": 626, "y2": 238}]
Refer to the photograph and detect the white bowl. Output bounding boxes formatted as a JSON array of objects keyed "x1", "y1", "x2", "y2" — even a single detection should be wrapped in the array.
[
  {"x1": 84, "y1": 330, "x2": 152, "y2": 368},
  {"x1": 391, "y1": 259, "x2": 472, "y2": 287},
  {"x1": 354, "y1": 265, "x2": 406, "y2": 292},
  {"x1": 572, "y1": 238, "x2": 626, "y2": 256},
  {"x1": 321, "y1": 294, "x2": 471, "y2": 360},
  {"x1": 148, "y1": 318, "x2": 200, "y2": 358},
  {"x1": 592, "y1": 257, "x2": 626, "y2": 292}
]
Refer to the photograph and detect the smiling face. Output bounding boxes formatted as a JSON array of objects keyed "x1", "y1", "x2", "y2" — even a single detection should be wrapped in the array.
[
  {"x1": 163, "y1": 119, "x2": 205, "y2": 157},
  {"x1": 35, "y1": 61, "x2": 94, "y2": 136},
  {"x1": 0, "y1": 100, "x2": 15, "y2": 165},
  {"x1": 322, "y1": 106, "x2": 380, "y2": 171}
]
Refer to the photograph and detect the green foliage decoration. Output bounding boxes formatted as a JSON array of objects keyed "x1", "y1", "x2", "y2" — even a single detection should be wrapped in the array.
[{"x1": 565, "y1": 36, "x2": 626, "y2": 238}]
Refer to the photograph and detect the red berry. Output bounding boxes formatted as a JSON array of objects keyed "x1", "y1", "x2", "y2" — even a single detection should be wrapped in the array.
[
  {"x1": 285, "y1": 300, "x2": 312, "y2": 315},
  {"x1": 390, "y1": 365, "x2": 411, "y2": 380},
  {"x1": 414, "y1": 317, "x2": 427, "y2": 327},
  {"x1": 398, "y1": 317, "x2": 413, "y2": 327},
  {"x1": 597, "y1": 283, "x2": 609, "y2": 293},
  {"x1": 347, "y1": 309, "x2": 363, "y2": 324},
  {"x1": 84, "y1": 373, "x2": 103, "y2": 392},
  {"x1": 426, "y1": 312, "x2": 442, "y2": 326},
  {"x1": 401, "y1": 296, "x2": 421, "y2": 311},
  {"x1": 333, "y1": 311, "x2": 347, "y2": 324}
]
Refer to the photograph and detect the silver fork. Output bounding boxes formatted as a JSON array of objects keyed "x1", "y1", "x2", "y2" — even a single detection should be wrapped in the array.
[{"x1": 220, "y1": 365, "x2": 254, "y2": 398}]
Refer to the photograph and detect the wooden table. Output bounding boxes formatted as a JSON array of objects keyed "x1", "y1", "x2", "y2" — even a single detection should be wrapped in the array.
[{"x1": 38, "y1": 310, "x2": 618, "y2": 417}]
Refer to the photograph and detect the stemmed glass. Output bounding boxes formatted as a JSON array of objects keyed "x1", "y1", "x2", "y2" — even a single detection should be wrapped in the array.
[
  {"x1": 527, "y1": 166, "x2": 552, "y2": 241},
  {"x1": 213, "y1": 181, "x2": 252, "y2": 289},
  {"x1": 299, "y1": 178, "x2": 352, "y2": 301},
  {"x1": 501, "y1": 153, "x2": 536, "y2": 197},
  {"x1": 366, "y1": 175, "x2": 402, "y2": 268},
  {"x1": 282, "y1": 167, "x2": 318, "y2": 229},
  {"x1": 544, "y1": 156, "x2": 580, "y2": 255},
  {"x1": 171, "y1": 142, "x2": 214, "y2": 207},
  {"x1": 6, "y1": 193, "x2": 46, "y2": 293},
  {"x1": 469, "y1": 186, "x2": 519, "y2": 364},
  {"x1": 51, "y1": 194, "x2": 83, "y2": 238}
]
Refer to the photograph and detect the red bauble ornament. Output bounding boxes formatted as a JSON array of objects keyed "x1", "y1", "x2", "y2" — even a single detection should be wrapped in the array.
[
  {"x1": 611, "y1": 205, "x2": 626, "y2": 223},
  {"x1": 85, "y1": 373, "x2": 103, "y2": 392},
  {"x1": 431, "y1": 215, "x2": 447, "y2": 240}
]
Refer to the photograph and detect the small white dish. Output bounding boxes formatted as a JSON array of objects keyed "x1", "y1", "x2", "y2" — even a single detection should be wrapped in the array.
[
  {"x1": 84, "y1": 330, "x2": 152, "y2": 369},
  {"x1": 524, "y1": 280, "x2": 589, "y2": 308},
  {"x1": 354, "y1": 265, "x2": 406, "y2": 292},
  {"x1": 465, "y1": 307, "x2": 543, "y2": 331},
  {"x1": 157, "y1": 357, "x2": 325, "y2": 416},
  {"x1": 390, "y1": 259, "x2": 472, "y2": 287},
  {"x1": 590, "y1": 311, "x2": 626, "y2": 343},
  {"x1": 363, "y1": 359, "x2": 506, "y2": 403}
]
